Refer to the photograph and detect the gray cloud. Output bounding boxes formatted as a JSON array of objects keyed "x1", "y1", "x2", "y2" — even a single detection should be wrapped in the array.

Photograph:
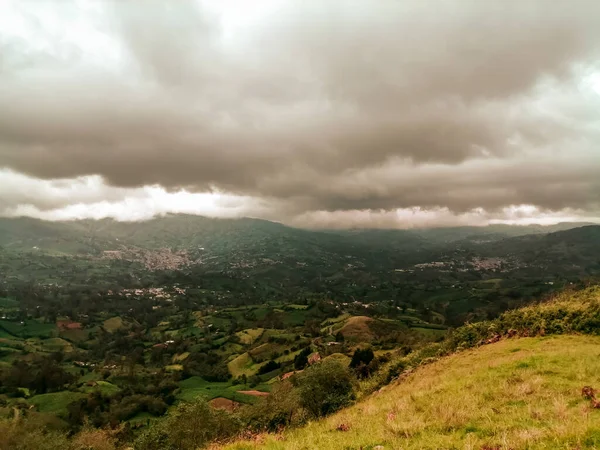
[{"x1": 0, "y1": 0, "x2": 600, "y2": 225}]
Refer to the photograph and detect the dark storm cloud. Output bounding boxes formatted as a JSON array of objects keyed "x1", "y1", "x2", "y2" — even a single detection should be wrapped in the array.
[{"x1": 0, "y1": 0, "x2": 600, "y2": 220}]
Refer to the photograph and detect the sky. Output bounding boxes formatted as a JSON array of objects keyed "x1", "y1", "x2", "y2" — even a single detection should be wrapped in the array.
[{"x1": 0, "y1": 0, "x2": 599, "y2": 228}]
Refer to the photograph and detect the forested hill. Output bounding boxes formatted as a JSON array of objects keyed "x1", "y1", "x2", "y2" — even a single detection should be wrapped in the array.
[
  {"x1": 0, "y1": 215, "x2": 594, "y2": 253},
  {"x1": 0, "y1": 216, "x2": 599, "y2": 296}
]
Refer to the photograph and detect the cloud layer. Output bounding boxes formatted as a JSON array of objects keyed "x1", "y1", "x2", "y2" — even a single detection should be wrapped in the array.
[{"x1": 1, "y1": 0, "x2": 599, "y2": 227}]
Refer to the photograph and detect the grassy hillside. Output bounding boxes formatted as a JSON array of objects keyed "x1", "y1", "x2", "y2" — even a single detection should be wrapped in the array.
[
  {"x1": 224, "y1": 286, "x2": 600, "y2": 449},
  {"x1": 226, "y1": 335, "x2": 600, "y2": 450}
]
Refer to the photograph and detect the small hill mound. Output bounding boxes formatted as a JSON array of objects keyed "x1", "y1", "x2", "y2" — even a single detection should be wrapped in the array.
[
  {"x1": 338, "y1": 316, "x2": 376, "y2": 342},
  {"x1": 102, "y1": 316, "x2": 125, "y2": 333}
]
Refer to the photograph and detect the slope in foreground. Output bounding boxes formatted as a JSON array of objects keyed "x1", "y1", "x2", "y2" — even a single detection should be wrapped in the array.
[{"x1": 226, "y1": 334, "x2": 600, "y2": 450}]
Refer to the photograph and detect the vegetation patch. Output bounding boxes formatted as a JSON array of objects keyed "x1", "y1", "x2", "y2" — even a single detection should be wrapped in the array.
[
  {"x1": 172, "y1": 352, "x2": 190, "y2": 362},
  {"x1": 102, "y1": 317, "x2": 124, "y2": 333},
  {"x1": 29, "y1": 391, "x2": 86, "y2": 416},
  {"x1": 228, "y1": 352, "x2": 256, "y2": 378},
  {"x1": 235, "y1": 328, "x2": 264, "y2": 345}
]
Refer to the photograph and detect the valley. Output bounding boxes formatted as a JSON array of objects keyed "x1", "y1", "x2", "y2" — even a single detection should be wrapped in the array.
[{"x1": 1, "y1": 216, "x2": 599, "y2": 449}]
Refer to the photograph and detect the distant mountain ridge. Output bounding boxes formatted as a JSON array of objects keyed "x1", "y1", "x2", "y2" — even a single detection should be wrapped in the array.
[
  {"x1": 0, "y1": 214, "x2": 594, "y2": 252},
  {"x1": 0, "y1": 215, "x2": 598, "y2": 288}
]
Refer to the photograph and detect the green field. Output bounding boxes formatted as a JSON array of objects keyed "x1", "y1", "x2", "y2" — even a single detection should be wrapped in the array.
[
  {"x1": 0, "y1": 320, "x2": 56, "y2": 338},
  {"x1": 128, "y1": 411, "x2": 158, "y2": 426},
  {"x1": 40, "y1": 337, "x2": 74, "y2": 352},
  {"x1": 0, "y1": 297, "x2": 19, "y2": 308},
  {"x1": 30, "y1": 391, "x2": 86, "y2": 416},
  {"x1": 236, "y1": 328, "x2": 264, "y2": 345},
  {"x1": 177, "y1": 376, "x2": 270, "y2": 404},
  {"x1": 228, "y1": 353, "x2": 256, "y2": 378},
  {"x1": 81, "y1": 380, "x2": 121, "y2": 395}
]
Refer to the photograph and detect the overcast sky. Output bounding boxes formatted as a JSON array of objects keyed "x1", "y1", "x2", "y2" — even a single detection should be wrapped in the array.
[{"x1": 1, "y1": 0, "x2": 599, "y2": 228}]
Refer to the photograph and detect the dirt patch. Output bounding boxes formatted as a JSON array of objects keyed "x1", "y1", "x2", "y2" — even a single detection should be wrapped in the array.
[
  {"x1": 57, "y1": 320, "x2": 82, "y2": 331},
  {"x1": 209, "y1": 397, "x2": 240, "y2": 412},
  {"x1": 238, "y1": 390, "x2": 269, "y2": 397}
]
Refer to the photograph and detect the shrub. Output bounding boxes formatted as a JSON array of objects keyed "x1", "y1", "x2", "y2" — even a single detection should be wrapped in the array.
[
  {"x1": 0, "y1": 415, "x2": 72, "y2": 450},
  {"x1": 134, "y1": 399, "x2": 240, "y2": 450},
  {"x1": 349, "y1": 347, "x2": 374, "y2": 369},
  {"x1": 293, "y1": 359, "x2": 356, "y2": 418},
  {"x1": 242, "y1": 381, "x2": 305, "y2": 432}
]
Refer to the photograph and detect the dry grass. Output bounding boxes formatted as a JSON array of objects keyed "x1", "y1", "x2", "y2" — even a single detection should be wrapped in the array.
[
  {"x1": 338, "y1": 316, "x2": 375, "y2": 342},
  {"x1": 102, "y1": 317, "x2": 124, "y2": 333},
  {"x1": 223, "y1": 334, "x2": 600, "y2": 449},
  {"x1": 228, "y1": 352, "x2": 255, "y2": 378},
  {"x1": 236, "y1": 328, "x2": 265, "y2": 345},
  {"x1": 210, "y1": 397, "x2": 241, "y2": 412}
]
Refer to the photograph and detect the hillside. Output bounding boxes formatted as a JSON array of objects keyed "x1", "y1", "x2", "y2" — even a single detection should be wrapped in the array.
[
  {"x1": 0, "y1": 215, "x2": 597, "y2": 289},
  {"x1": 226, "y1": 335, "x2": 600, "y2": 450},
  {"x1": 224, "y1": 286, "x2": 600, "y2": 450},
  {"x1": 0, "y1": 215, "x2": 594, "y2": 257}
]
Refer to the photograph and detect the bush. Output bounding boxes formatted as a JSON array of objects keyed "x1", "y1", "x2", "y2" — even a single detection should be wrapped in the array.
[
  {"x1": 0, "y1": 415, "x2": 118, "y2": 450},
  {"x1": 293, "y1": 359, "x2": 355, "y2": 418},
  {"x1": 242, "y1": 381, "x2": 305, "y2": 432},
  {"x1": 350, "y1": 347, "x2": 374, "y2": 369},
  {"x1": 134, "y1": 399, "x2": 240, "y2": 450}
]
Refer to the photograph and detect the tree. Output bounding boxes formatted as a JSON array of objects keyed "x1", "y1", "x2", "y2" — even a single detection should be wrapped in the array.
[
  {"x1": 258, "y1": 360, "x2": 281, "y2": 375},
  {"x1": 293, "y1": 359, "x2": 355, "y2": 418},
  {"x1": 293, "y1": 347, "x2": 311, "y2": 370},
  {"x1": 349, "y1": 347, "x2": 374, "y2": 369},
  {"x1": 134, "y1": 399, "x2": 240, "y2": 450},
  {"x1": 242, "y1": 381, "x2": 304, "y2": 431}
]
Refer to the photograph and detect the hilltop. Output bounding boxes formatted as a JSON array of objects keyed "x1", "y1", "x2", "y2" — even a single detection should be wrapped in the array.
[{"x1": 224, "y1": 286, "x2": 600, "y2": 450}]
